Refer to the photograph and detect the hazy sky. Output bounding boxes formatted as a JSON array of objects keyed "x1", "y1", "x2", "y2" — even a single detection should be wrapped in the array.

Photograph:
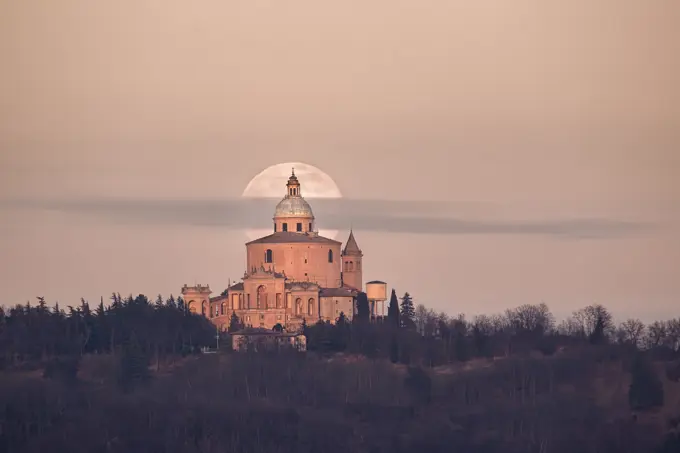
[{"x1": 1, "y1": 1, "x2": 678, "y2": 322}]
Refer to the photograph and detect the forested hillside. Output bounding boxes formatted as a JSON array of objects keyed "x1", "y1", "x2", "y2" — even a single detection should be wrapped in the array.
[{"x1": 1, "y1": 291, "x2": 679, "y2": 452}]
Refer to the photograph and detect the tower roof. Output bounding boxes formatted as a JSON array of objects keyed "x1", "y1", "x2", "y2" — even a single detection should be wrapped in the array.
[{"x1": 342, "y1": 230, "x2": 362, "y2": 255}]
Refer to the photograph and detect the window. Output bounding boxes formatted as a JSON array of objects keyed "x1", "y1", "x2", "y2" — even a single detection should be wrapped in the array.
[
  {"x1": 282, "y1": 223, "x2": 288, "y2": 232},
  {"x1": 257, "y1": 285, "x2": 266, "y2": 309},
  {"x1": 328, "y1": 249, "x2": 333, "y2": 263},
  {"x1": 296, "y1": 223, "x2": 302, "y2": 232},
  {"x1": 309, "y1": 223, "x2": 312, "y2": 231},
  {"x1": 308, "y1": 298, "x2": 314, "y2": 315},
  {"x1": 274, "y1": 224, "x2": 277, "y2": 232},
  {"x1": 265, "y1": 249, "x2": 273, "y2": 263}
]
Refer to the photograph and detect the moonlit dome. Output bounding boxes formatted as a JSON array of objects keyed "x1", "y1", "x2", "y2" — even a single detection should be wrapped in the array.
[{"x1": 274, "y1": 197, "x2": 314, "y2": 218}]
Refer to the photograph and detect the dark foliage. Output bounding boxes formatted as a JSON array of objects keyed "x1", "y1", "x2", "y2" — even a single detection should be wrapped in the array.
[
  {"x1": 355, "y1": 292, "x2": 370, "y2": 323},
  {"x1": 387, "y1": 289, "x2": 400, "y2": 328},
  {"x1": 629, "y1": 352, "x2": 664, "y2": 411},
  {"x1": 1, "y1": 294, "x2": 679, "y2": 452},
  {"x1": 0, "y1": 294, "x2": 215, "y2": 370}
]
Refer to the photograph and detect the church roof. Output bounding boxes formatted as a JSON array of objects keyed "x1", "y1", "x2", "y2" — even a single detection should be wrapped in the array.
[
  {"x1": 342, "y1": 230, "x2": 362, "y2": 255},
  {"x1": 320, "y1": 287, "x2": 358, "y2": 297},
  {"x1": 247, "y1": 232, "x2": 341, "y2": 245}
]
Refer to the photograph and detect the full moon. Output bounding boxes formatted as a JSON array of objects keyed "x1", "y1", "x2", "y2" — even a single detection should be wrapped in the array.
[{"x1": 242, "y1": 162, "x2": 342, "y2": 240}]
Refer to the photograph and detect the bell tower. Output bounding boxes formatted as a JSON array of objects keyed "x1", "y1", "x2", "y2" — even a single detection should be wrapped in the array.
[{"x1": 341, "y1": 230, "x2": 363, "y2": 290}]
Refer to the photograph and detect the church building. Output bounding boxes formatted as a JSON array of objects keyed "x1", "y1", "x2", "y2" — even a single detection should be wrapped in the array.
[{"x1": 181, "y1": 169, "x2": 375, "y2": 331}]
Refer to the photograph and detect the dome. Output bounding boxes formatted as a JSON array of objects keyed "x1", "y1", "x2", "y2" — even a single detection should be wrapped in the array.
[{"x1": 274, "y1": 196, "x2": 314, "y2": 219}]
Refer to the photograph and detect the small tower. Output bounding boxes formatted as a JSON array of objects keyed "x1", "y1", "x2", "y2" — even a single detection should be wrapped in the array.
[
  {"x1": 342, "y1": 230, "x2": 363, "y2": 290},
  {"x1": 181, "y1": 284, "x2": 212, "y2": 316}
]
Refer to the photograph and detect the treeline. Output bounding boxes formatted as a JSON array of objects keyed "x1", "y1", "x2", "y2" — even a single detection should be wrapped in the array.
[
  {"x1": 303, "y1": 290, "x2": 680, "y2": 366},
  {"x1": 1, "y1": 291, "x2": 680, "y2": 452},
  {"x1": 0, "y1": 293, "x2": 215, "y2": 369}
]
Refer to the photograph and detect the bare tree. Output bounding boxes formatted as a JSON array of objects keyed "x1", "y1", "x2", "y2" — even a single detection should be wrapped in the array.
[
  {"x1": 664, "y1": 318, "x2": 680, "y2": 352},
  {"x1": 414, "y1": 304, "x2": 428, "y2": 335},
  {"x1": 569, "y1": 304, "x2": 614, "y2": 338},
  {"x1": 617, "y1": 319, "x2": 646, "y2": 347},
  {"x1": 505, "y1": 303, "x2": 555, "y2": 336},
  {"x1": 645, "y1": 321, "x2": 667, "y2": 349}
]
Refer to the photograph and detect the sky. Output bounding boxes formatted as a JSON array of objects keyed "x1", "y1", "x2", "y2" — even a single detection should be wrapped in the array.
[{"x1": 0, "y1": 0, "x2": 678, "y2": 322}]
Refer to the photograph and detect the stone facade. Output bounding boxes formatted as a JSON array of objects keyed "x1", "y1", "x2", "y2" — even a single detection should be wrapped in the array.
[{"x1": 182, "y1": 169, "x2": 377, "y2": 332}]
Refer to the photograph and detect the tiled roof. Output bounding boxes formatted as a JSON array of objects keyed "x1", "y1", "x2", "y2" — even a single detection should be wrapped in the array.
[
  {"x1": 229, "y1": 282, "x2": 244, "y2": 291},
  {"x1": 246, "y1": 232, "x2": 341, "y2": 245},
  {"x1": 342, "y1": 230, "x2": 361, "y2": 255},
  {"x1": 320, "y1": 287, "x2": 358, "y2": 297},
  {"x1": 209, "y1": 295, "x2": 228, "y2": 302}
]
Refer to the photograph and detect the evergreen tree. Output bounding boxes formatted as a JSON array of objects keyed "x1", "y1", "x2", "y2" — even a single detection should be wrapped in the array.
[
  {"x1": 629, "y1": 352, "x2": 664, "y2": 411},
  {"x1": 228, "y1": 312, "x2": 243, "y2": 332},
  {"x1": 387, "y1": 289, "x2": 400, "y2": 328},
  {"x1": 118, "y1": 331, "x2": 150, "y2": 393},
  {"x1": 400, "y1": 292, "x2": 415, "y2": 329},
  {"x1": 355, "y1": 292, "x2": 370, "y2": 323}
]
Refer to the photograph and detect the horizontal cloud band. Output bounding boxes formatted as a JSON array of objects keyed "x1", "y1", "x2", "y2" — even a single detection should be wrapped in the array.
[{"x1": 0, "y1": 197, "x2": 653, "y2": 239}]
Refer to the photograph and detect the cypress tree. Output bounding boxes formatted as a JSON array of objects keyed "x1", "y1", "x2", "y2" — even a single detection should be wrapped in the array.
[
  {"x1": 387, "y1": 289, "x2": 400, "y2": 328},
  {"x1": 355, "y1": 292, "x2": 370, "y2": 323}
]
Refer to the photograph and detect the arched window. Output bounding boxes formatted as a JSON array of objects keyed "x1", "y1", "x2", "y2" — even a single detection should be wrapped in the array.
[
  {"x1": 188, "y1": 300, "x2": 197, "y2": 313},
  {"x1": 295, "y1": 298, "x2": 302, "y2": 315},
  {"x1": 201, "y1": 301, "x2": 207, "y2": 315},
  {"x1": 221, "y1": 302, "x2": 227, "y2": 314},
  {"x1": 256, "y1": 285, "x2": 266, "y2": 309},
  {"x1": 308, "y1": 298, "x2": 315, "y2": 315},
  {"x1": 328, "y1": 249, "x2": 333, "y2": 263},
  {"x1": 265, "y1": 249, "x2": 273, "y2": 263}
]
